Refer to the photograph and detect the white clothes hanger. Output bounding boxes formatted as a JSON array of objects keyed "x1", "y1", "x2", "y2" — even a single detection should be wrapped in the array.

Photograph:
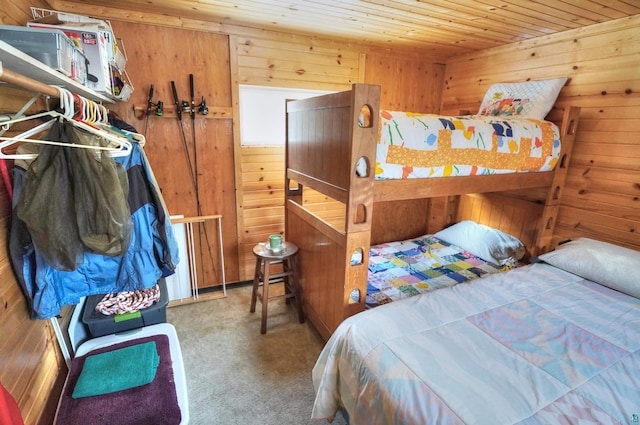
[{"x1": 0, "y1": 87, "x2": 133, "y2": 160}]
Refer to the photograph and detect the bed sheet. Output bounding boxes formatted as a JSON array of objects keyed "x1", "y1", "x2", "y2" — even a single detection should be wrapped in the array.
[
  {"x1": 376, "y1": 111, "x2": 561, "y2": 179},
  {"x1": 312, "y1": 263, "x2": 640, "y2": 425},
  {"x1": 367, "y1": 235, "x2": 507, "y2": 308}
]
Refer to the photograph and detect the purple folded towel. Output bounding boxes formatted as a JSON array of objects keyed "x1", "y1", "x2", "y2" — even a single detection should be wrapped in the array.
[{"x1": 55, "y1": 335, "x2": 181, "y2": 425}]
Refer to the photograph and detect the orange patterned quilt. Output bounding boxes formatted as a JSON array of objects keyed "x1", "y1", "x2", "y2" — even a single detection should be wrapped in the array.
[{"x1": 376, "y1": 111, "x2": 561, "y2": 179}]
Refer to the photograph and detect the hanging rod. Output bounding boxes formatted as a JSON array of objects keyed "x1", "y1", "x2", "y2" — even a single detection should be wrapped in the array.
[{"x1": 0, "y1": 66, "x2": 59, "y2": 98}]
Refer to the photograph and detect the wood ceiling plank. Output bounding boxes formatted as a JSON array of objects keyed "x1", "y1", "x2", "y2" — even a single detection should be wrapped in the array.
[
  {"x1": 564, "y1": 0, "x2": 631, "y2": 19},
  {"x1": 592, "y1": 0, "x2": 640, "y2": 15},
  {"x1": 554, "y1": 0, "x2": 630, "y2": 20},
  {"x1": 471, "y1": 0, "x2": 590, "y2": 30},
  {"x1": 408, "y1": 0, "x2": 566, "y2": 34}
]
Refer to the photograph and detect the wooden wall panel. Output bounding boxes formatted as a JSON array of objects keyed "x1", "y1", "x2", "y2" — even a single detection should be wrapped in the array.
[
  {"x1": 0, "y1": 0, "x2": 43, "y2": 26},
  {"x1": 443, "y1": 15, "x2": 640, "y2": 251},
  {"x1": 106, "y1": 21, "x2": 237, "y2": 289},
  {"x1": 231, "y1": 33, "x2": 365, "y2": 280},
  {"x1": 364, "y1": 53, "x2": 446, "y2": 113},
  {"x1": 233, "y1": 34, "x2": 363, "y2": 91},
  {"x1": 370, "y1": 199, "x2": 431, "y2": 245},
  {"x1": 237, "y1": 146, "x2": 286, "y2": 279},
  {"x1": 363, "y1": 54, "x2": 447, "y2": 243}
]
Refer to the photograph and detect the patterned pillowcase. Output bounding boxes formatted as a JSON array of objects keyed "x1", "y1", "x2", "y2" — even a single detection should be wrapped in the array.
[{"x1": 477, "y1": 78, "x2": 568, "y2": 120}]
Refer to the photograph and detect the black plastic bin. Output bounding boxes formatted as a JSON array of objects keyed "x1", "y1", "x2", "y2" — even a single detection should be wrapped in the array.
[{"x1": 82, "y1": 278, "x2": 169, "y2": 338}]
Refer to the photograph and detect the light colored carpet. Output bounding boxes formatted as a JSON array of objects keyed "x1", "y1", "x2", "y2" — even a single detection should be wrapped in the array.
[{"x1": 167, "y1": 284, "x2": 348, "y2": 425}]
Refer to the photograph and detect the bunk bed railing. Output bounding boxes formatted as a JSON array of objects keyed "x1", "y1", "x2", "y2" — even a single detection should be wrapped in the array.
[
  {"x1": 286, "y1": 89, "x2": 354, "y2": 204},
  {"x1": 286, "y1": 84, "x2": 380, "y2": 231}
]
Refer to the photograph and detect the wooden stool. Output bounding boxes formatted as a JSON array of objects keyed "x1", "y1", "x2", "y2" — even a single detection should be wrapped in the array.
[{"x1": 250, "y1": 241, "x2": 304, "y2": 334}]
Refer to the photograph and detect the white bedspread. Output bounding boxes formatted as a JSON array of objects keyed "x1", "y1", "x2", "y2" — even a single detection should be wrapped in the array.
[{"x1": 312, "y1": 263, "x2": 640, "y2": 424}]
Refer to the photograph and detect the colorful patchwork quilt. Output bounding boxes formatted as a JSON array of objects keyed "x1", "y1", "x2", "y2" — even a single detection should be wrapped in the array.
[
  {"x1": 367, "y1": 235, "x2": 508, "y2": 308},
  {"x1": 312, "y1": 263, "x2": 640, "y2": 425},
  {"x1": 376, "y1": 111, "x2": 561, "y2": 179}
]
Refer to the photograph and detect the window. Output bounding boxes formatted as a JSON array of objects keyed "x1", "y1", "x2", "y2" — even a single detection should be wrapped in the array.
[{"x1": 239, "y1": 85, "x2": 333, "y2": 146}]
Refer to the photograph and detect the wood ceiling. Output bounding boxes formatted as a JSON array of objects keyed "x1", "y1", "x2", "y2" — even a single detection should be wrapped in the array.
[{"x1": 53, "y1": 0, "x2": 640, "y2": 58}]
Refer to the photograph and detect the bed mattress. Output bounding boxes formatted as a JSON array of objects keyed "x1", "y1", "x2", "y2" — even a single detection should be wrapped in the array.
[{"x1": 312, "y1": 263, "x2": 640, "y2": 425}]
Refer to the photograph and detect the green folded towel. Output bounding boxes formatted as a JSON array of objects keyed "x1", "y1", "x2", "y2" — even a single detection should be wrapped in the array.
[{"x1": 72, "y1": 341, "x2": 160, "y2": 398}]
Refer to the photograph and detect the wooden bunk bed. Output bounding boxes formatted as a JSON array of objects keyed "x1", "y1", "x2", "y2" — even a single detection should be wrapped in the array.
[{"x1": 284, "y1": 83, "x2": 579, "y2": 340}]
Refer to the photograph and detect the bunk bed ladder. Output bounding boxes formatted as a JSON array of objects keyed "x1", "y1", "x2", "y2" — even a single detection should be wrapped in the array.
[{"x1": 535, "y1": 106, "x2": 580, "y2": 255}]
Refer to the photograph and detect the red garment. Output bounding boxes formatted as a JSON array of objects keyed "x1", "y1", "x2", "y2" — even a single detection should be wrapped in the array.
[{"x1": 0, "y1": 382, "x2": 24, "y2": 425}]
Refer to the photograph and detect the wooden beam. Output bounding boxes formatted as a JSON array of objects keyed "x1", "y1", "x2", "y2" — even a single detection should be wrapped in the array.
[{"x1": 374, "y1": 172, "x2": 555, "y2": 202}]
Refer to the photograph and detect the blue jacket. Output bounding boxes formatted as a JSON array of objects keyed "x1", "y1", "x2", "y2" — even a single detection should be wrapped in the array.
[{"x1": 10, "y1": 141, "x2": 179, "y2": 319}]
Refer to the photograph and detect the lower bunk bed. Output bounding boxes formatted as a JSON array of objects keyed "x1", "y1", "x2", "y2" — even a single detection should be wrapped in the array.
[
  {"x1": 364, "y1": 220, "x2": 526, "y2": 308},
  {"x1": 285, "y1": 83, "x2": 580, "y2": 340},
  {"x1": 312, "y1": 238, "x2": 640, "y2": 425}
]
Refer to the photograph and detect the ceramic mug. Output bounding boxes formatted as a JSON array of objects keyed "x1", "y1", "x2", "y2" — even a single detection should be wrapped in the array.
[{"x1": 269, "y1": 234, "x2": 283, "y2": 251}]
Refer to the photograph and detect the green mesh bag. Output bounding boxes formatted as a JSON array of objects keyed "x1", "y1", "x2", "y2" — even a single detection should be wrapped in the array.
[{"x1": 16, "y1": 119, "x2": 132, "y2": 271}]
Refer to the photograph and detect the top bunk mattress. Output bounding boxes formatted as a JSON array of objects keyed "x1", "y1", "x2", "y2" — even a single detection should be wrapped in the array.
[{"x1": 376, "y1": 110, "x2": 561, "y2": 180}]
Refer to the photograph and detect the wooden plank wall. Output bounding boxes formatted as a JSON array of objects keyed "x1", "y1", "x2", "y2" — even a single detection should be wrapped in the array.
[
  {"x1": 237, "y1": 146, "x2": 286, "y2": 279},
  {"x1": 106, "y1": 21, "x2": 236, "y2": 290},
  {"x1": 231, "y1": 33, "x2": 362, "y2": 280},
  {"x1": 232, "y1": 38, "x2": 446, "y2": 279},
  {"x1": 364, "y1": 52, "x2": 446, "y2": 112},
  {"x1": 443, "y1": 15, "x2": 640, "y2": 251}
]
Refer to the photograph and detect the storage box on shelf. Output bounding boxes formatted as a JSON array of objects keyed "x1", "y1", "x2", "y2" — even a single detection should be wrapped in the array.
[
  {"x1": 0, "y1": 39, "x2": 114, "y2": 104},
  {"x1": 27, "y1": 23, "x2": 111, "y2": 95},
  {"x1": 30, "y1": 7, "x2": 126, "y2": 69},
  {"x1": 82, "y1": 279, "x2": 170, "y2": 338},
  {"x1": 0, "y1": 25, "x2": 87, "y2": 84},
  {"x1": 28, "y1": 7, "x2": 132, "y2": 100}
]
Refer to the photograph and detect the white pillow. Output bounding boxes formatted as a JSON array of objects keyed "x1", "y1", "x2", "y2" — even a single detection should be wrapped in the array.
[
  {"x1": 538, "y1": 238, "x2": 640, "y2": 299},
  {"x1": 433, "y1": 220, "x2": 525, "y2": 265},
  {"x1": 477, "y1": 77, "x2": 568, "y2": 119}
]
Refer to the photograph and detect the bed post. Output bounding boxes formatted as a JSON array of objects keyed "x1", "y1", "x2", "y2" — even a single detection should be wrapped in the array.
[
  {"x1": 284, "y1": 84, "x2": 381, "y2": 339},
  {"x1": 343, "y1": 84, "x2": 380, "y2": 317},
  {"x1": 534, "y1": 106, "x2": 580, "y2": 255}
]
